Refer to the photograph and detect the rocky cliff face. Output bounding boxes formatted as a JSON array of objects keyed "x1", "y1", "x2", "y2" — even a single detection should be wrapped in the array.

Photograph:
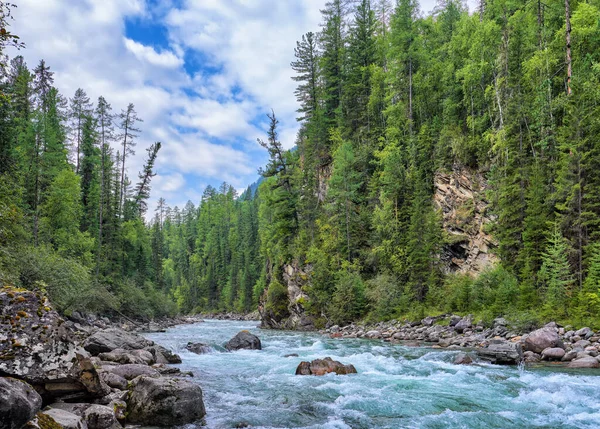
[
  {"x1": 259, "y1": 262, "x2": 316, "y2": 330},
  {"x1": 434, "y1": 167, "x2": 498, "y2": 274}
]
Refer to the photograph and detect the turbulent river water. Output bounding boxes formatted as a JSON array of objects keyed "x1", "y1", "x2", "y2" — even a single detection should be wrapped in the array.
[{"x1": 145, "y1": 320, "x2": 600, "y2": 429}]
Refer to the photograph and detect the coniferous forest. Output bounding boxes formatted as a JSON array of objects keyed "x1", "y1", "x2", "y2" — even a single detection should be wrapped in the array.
[{"x1": 2, "y1": 0, "x2": 600, "y2": 329}]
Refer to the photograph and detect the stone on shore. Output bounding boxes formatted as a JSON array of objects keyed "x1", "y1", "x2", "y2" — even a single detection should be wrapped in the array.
[
  {"x1": 104, "y1": 363, "x2": 160, "y2": 380},
  {"x1": 225, "y1": 330, "x2": 261, "y2": 351},
  {"x1": 84, "y1": 404, "x2": 122, "y2": 429},
  {"x1": 127, "y1": 375, "x2": 206, "y2": 426},
  {"x1": 27, "y1": 408, "x2": 88, "y2": 429},
  {"x1": 567, "y1": 356, "x2": 600, "y2": 369},
  {"x1": 541, "y1": 347, "x2": 566, "y2": 361},
  {"x1": 477, "y1": 341, "x2": 523, "y2": 365},
  {"x1": 523, "y1": 327, "x2": 563, "y2": 354},
  {"x1": 0, "y1": 377, "x2": 43, "y2": 429},
  {"x1": 83, "y1": 328, "x2": 154, "y2": 355},
  {"x1": 295, "y1": 357, "x2": 357, "y2": 376}
]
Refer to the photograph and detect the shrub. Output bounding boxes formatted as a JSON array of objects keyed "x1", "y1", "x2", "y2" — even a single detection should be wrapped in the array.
[{"x1": 329, "y1": 268, "x2": 367, "y2": 325}]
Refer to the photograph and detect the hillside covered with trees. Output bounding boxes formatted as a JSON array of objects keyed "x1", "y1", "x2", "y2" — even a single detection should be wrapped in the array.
[{"x1": 2, "y1": 0, "x2": 600, "y2": 330}]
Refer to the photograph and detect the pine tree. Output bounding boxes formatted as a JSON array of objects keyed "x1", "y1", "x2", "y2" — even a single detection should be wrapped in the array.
[
  {"x1": 117, "y1": 103, "x2": 142, "y2": 215},
  {"x1": 134, "y1": 142, "x2": 161, "y2": 217},
  {"x1": 69, "y1": 88, "x2": 93, "y2": 173}
]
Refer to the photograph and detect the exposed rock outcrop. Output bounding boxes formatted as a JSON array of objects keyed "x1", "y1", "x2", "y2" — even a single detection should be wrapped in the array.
[
  {"x1": 185, "y1": 342, "x2": 213, "y2": 354},
  {"x1": 295, "y1": 357, "x2": 357, "y2": 376},
  {"x1": 477, "y1": 341, "x2": 523, "y2": 365},
  {"x1": 434, "y1": 167, "x2": 498, "y2": 274},
  {"x1": 0, "y1": 287, "x2": 108, "y2": 399}
]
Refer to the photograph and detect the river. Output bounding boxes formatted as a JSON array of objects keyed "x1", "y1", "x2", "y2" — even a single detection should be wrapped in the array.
[{"x1": 145, "y1": 319, "x2": 600, "y2": 429}]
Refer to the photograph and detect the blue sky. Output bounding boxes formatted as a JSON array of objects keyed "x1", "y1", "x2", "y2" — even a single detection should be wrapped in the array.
[{"x1": 10, "y1": 0, "x2": 473, "y2": 214}]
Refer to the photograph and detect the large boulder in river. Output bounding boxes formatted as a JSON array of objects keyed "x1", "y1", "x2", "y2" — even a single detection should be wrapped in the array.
[
  {"x1": 541, "y1": 347, "x2": 566, "y2": 361},
  {"x1": 225, "y1": 330, "x2": 261, "y2": 351},
  {"x1": 0, "y1": 377, "x2": 42, "y2": 429},
  {"x1": 477, "y1": 341, "x2": 523, "y2": 365},
  {"x1": 0, "y1": 287, "x2": 108, "y2": 398},
  {"x1": 523, "y1": 327, "x2": 563, "y2": 353},
  {"x1": 127, "y1": 375, "x2": 206, "y2": 426},
  {"x1": 83, "y1": 328, "x2": 153, "y2": 355},
  {"x1": 295, "y1": 357, "x2": 357, "y2": 376}
]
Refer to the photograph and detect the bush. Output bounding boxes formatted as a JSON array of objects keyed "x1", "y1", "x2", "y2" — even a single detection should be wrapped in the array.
[
  {"x1": 17, "y1": 245, "x2": 95, "y2": 314},
  {"x1": 366, "y1": 273, "x2": 401, "y2": 321},
  {"x1": 265, "y1": 279, "x2": 289, "y2": 321},
  {"x1": 329, "y1": 268, "x2": 367, "y2": 325}
]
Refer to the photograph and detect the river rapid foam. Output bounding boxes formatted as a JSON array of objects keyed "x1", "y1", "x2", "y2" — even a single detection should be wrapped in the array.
[{"x1": 145, "y1": 320, "x2": 600, "y2": 429}]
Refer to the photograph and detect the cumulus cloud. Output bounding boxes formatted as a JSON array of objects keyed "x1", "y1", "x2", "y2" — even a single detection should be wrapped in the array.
[{"x1": 123, "y1": 38, "x2": 183, "y2": 68}]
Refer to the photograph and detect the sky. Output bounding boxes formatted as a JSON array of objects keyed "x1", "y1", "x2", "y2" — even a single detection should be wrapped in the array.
[{"x1": 9, "y1": 0, "x2": 475, "y2": 215}]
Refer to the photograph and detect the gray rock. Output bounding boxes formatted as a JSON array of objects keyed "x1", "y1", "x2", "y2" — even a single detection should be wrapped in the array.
[
  {"x1": 225, "y1": 331, "x2": 262, "y2": 351},
  {"x1": 0, "y1": 377, "x2": 42, "y2": 429},
  {"x1": 84, "y1": 405, "x2": 121, "y2": 429},
  {"x1": 573, "y1": 340, "x2": 591, "y2": 349},
  {"x1": 33, "y1": 408, "x2": 88, "y2": 429},
  {"x1": 105, "y1": 364, "x2": 160, "y2": 380},
  {"x1": 542, "y1": 347, "x2": 566, "y2": 361},
  {"x1": 561, "y1": 350, "x2": 578, "y2": 362},
  {"x1": 365, "y1": 330, "x2": 382, "y2": 339},
  {"x1": 493, "y1": 318, "x2": 508, "y2": 327},
  {"x1": 575, "y1": 327, "x2": 593, "y2": 339},
  {"x1": 477, "y1": 342, "x2": 523, "y2": 365},
  {"x1": 144, "y1": 345, "x2": 182, "y2": 364},
  {"x1": 99, "y1": 372, "x2": 128, "y2": 390},
  {"x1": 454, "y1": 317, "x2": 472, "y2": 334},
  {"x1": 524, "y1": 328, "x2": 563, "y2": 353},
  {"x1": 523, "y1": 351, "x2": 541, "y2": 363},
  {"x1": 127, "y1": 376, "x2": 206, "y2": 426},
  {"x1": 185, "y1": 342, "x2": 213, "y2": 354},
  {"x1": 453, "y1": 353, "x2": 473, "y2": 365},
  {"x1": 568, "y1": 356, "x2": 600, "y2": 369},
  {"x1": 449, "y1": 315, "x2": 462, "y2": 327},
  {"x1": 83, "y1": 328, "x2": 154, "y2": 355},
  {"x1": 0, "y1": 289, "x2": 108, "y2": 398},
  {"x1": 98, "y1": 349, "x2": 154, "y2": 365}
]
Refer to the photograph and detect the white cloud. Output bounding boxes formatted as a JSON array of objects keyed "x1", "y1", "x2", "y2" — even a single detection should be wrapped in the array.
[{"x1": 123, "y1": 38, "x2": 183, "y2": 68}]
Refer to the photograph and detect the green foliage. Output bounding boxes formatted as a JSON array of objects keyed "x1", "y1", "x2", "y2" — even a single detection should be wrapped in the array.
[
  {"x1": 329, "y1": 265, "x2": 367, "y2": 325},
  {"x1": 265, "y1": 279, "x2": 289, "y2": 321}
]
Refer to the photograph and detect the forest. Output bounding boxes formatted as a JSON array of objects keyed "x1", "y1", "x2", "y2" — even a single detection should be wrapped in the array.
[{"x1": 1, "y1": 0, "x2": 600, "y2": 329}]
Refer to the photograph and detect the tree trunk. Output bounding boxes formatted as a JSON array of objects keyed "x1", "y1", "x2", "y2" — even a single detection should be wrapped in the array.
[{"x1": 565, "y1": 0, "x2": 572, "y2": 95}]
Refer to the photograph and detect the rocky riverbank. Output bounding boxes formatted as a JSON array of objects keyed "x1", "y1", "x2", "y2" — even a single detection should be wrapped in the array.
[
  {"x1": 321, "y1": 315, "x2": 600, "y2": 368},
  {"x1": 0, "y1": 286, "x2": 206, "y2": 429}
]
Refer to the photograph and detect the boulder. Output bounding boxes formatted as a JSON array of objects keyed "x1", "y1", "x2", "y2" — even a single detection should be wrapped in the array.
[
  {"x1": 27, "y1": 409, "x2": 88, "y2": 429},
  {"x1": 0, "y1": 287, "x2": 108, "y2": 398},
  {"x1": 144, "y1": 345, "x2": 182, "y2": 364},
  {"x1": 83, "y1": 328, "x2": 154, "y2": 355},
  {"x1": 98, "y1": 372, "x2": 128, "y2": 390},
  {"x1": 542, "y1": 347, "x2": 566, "y2": 361},
  {"x1": 449, "y1": 315, "x2": 462, "y2": 327},
  {"x1": 295, "y1": 357, "x2": 357, "y2": 376},
  {"x1": 84, "y1": 405, "x2": 121, "y2": 429},
  {"x1": 524, "y1": 328, "x2": 563, "y2": 354},
  {"x1": 454, "y1": 317, "x2": 472, "y2": 334},
  {"x1": 567, "y1": 356, "x2": 600, "y2": 369},
  {"x1": 523, "y1": 351, "x2": 541, "y2": 363},
  {"x1": 0, "y1": 377, "x2": 43, "y2": 429},
  {"x1": 561, "y1": 350, "x2": 578, "y2": 362},
  {"x1": 185, "y1": 342, "x2": 213, "y2": 355},
  {"x1": 127, "y1": 376, "x2": 206, "y2": 426},
  {"x1": 453, "y1": 353, "x2": 473, "y2": 365},
  {"x1": 365, "y1": 330, "x2": 382, "y2": 339},
  {"x1": 575, "y1": 327, "x2": 593, "y2": 339},
  {"x1": 225, "y1": 331, "x2": 261, "y2": 351},
  {"x1": 98, "y1": 349, "x2": 153, "y2": 365},
  {"x1": 105, "y1": 364, "x2": 160, "y2": 381},
  {"x1": 477, "y1": 341, "x2": 523, "y2": 365}
]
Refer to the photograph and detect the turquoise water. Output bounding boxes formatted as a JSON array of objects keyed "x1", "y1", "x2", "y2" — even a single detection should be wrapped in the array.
[{"x1": 146, "y1": 320, "x2": 600, "y2": 429}]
